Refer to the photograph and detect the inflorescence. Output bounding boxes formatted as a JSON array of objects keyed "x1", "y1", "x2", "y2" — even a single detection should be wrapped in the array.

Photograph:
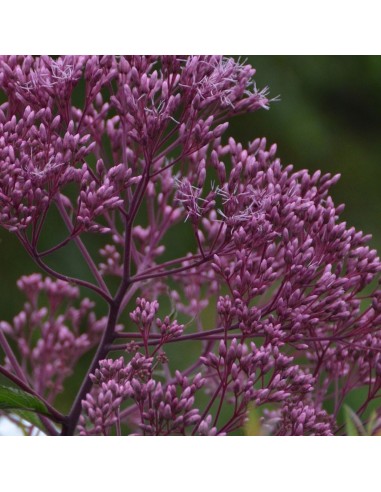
[{"x1": 1, "y1": 56, "x2": 381, "y2": 436}]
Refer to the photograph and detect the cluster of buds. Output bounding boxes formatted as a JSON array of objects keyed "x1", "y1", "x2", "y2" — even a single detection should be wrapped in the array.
[
  {"x1": 79, "y1": 354, "x2": 212, "y2": 436},
  {"x1": 0, "y1": 274, "x2": 106, "y2": 399},
  {"x1": 78, "y1": 353, "x2": 153, "y2": 435}
]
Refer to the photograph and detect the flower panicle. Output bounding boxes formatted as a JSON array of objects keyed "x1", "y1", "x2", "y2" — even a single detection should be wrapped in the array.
[{"x1": 0, "y1": 56, "x2": 380, "y2": 436}]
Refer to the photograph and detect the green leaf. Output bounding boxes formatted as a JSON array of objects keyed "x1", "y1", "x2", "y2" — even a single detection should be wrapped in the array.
[
  {"x1": 0, "y1": 385, "x2": 50, "y2": 416},
  {"x1": 344, "y1": 405, "x2": 365, "y2": 436}
]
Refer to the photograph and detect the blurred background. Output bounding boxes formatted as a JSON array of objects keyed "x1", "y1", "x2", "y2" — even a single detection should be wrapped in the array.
[
  {"x1": 1, "y1": 56, "x2": 381, "y2": 425},
  {"x1": 235, "y1": 56, "x2": 381, "y2": 251}
]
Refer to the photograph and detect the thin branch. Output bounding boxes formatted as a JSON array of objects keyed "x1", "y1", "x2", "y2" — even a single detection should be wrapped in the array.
[
  {"x1": 56, "y1": 195, "x2": 111, "y2": 297},
  {"x1": 0, "y1": 330, "x2": 26, "y2": 382},
  {"x1": 34, "y1": 253, "x2": 113, "y2": 303},
  {"x1": 37, "y1": 235, "x2": 74, "y2": 257}
]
